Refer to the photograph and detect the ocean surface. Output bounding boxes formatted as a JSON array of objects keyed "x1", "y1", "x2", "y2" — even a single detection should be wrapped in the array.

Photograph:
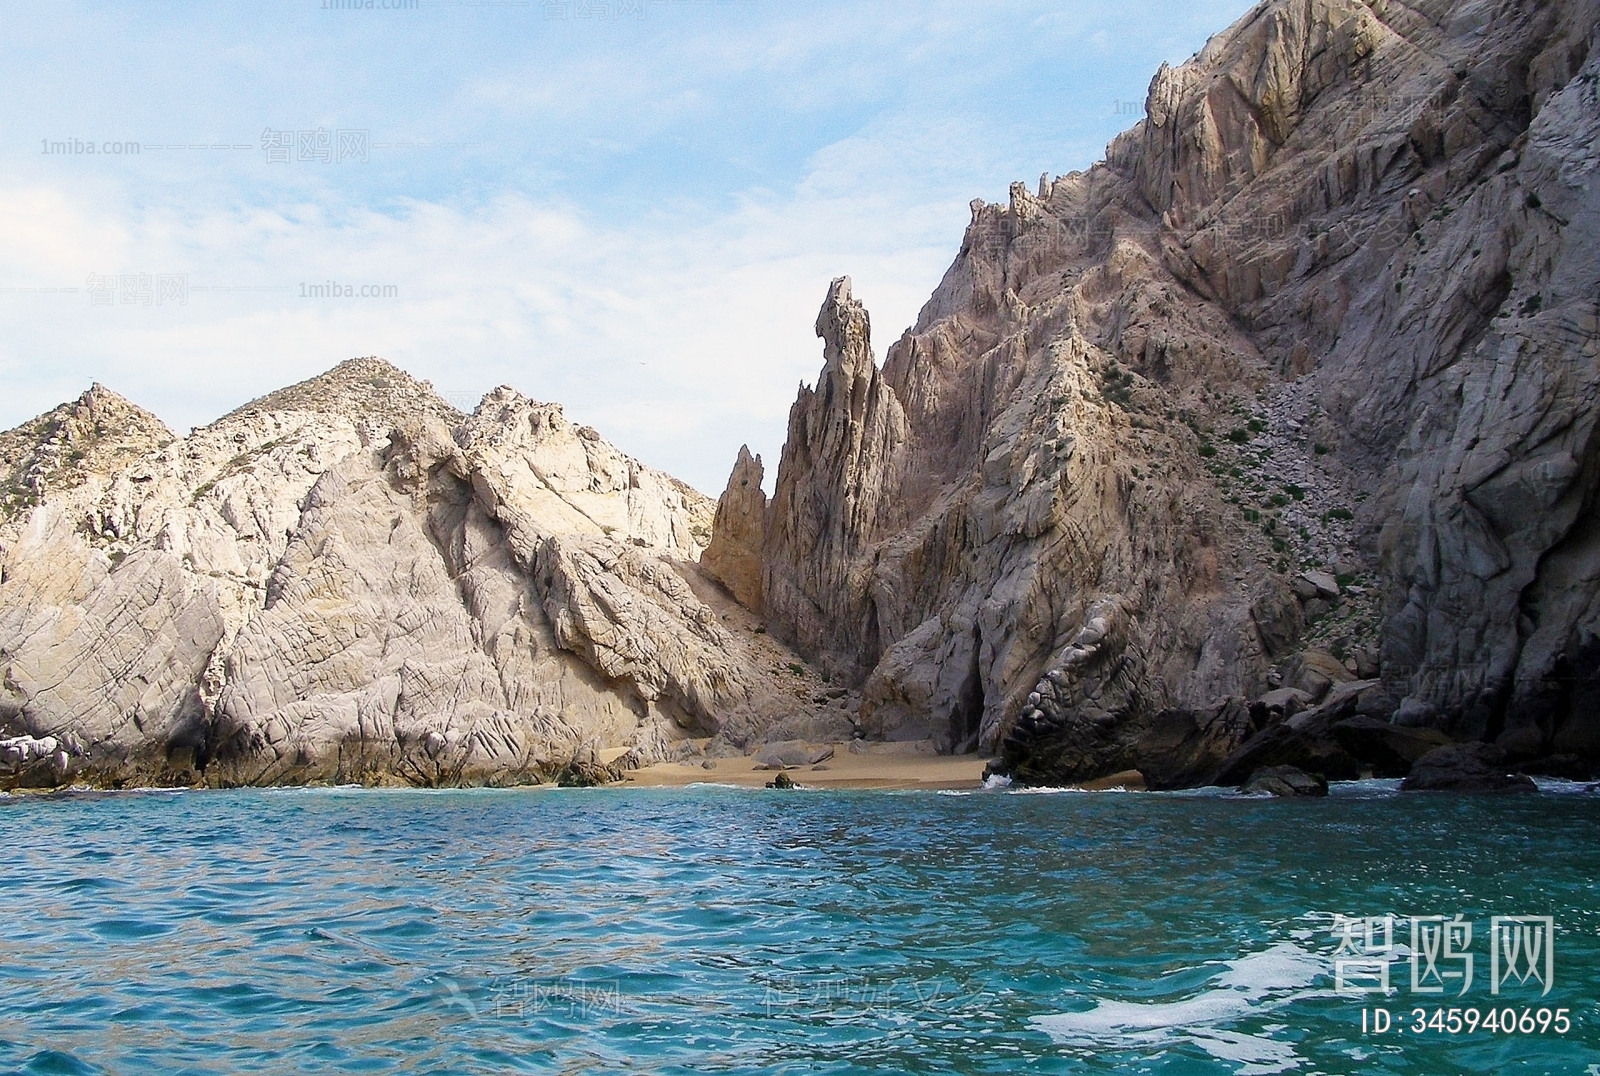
[{"x1": 0, "y1": 781, "x2": 1595, "y2": 1075}]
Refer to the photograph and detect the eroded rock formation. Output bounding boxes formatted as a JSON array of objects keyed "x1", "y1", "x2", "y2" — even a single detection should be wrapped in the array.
[
  {"x1": 701, "y1": 446, "x2": 766, "y2": 612},
  {"x1": 7, "y1": 0, "x2": 1599, "y2": 791},
  {"x1": 0, "y1": 360, "x2": 838, "y2": 788},
  {"x1": 709, "y1": 0, "x2": 1600, "y2": 780}
]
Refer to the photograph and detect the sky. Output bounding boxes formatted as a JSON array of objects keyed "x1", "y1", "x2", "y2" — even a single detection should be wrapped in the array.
[{"x1": 0, "y1": 0, "x2": 1256, "y2": 496}]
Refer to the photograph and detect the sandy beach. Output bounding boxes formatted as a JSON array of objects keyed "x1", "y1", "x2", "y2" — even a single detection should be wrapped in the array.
[
  {"x1": 620, "y1": 742, "x2": 990, "y2": 791},
  {"x1": 617, "y1": 739, "x2": 1152, "y2": 792}
]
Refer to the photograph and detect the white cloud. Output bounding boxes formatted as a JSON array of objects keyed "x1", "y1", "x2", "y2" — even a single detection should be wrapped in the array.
[
  {"x1": 0, "y1": 115, "x2": 984, "y2": 496},
  {"x1": 0, "y1": 0, "x2": 1261, "y2": 496}
]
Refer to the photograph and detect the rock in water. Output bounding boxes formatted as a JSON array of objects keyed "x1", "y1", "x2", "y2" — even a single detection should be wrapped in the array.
[
  {"x1": 1400, "y1": 744, "x2": 1538, "y2": 794},
  {"x1": 556, "y1": 759, "x2": 624, "y2": 788},
  {"x1": 1242, "y1": 766, "x2": 1329, "y2": 797},
  {"x1": 1136, "y1": 699, "x2": 1259, "y2": 791}
]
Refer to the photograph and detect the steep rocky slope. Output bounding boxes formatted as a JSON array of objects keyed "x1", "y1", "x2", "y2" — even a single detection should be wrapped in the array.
[
  {"x1": 0, "y1": 359, "x2": 843, "y2": 788},
  {"x1": 6, "y1": 0, "x2": 1597, "y2": 791},
  {"x1": 704, "y1": 0, "x2": 1600, "y2": 781}
]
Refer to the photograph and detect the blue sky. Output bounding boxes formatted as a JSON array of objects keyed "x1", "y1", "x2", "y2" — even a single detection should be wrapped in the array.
[{"x1": 1, "y1": 0, "x2": 1255, "y2": 495}]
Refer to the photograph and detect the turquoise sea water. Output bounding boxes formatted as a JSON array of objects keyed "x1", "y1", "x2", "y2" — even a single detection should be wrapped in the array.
[{"x1": 0, "y1": 781, "x2": 1596, "y2": 1075}]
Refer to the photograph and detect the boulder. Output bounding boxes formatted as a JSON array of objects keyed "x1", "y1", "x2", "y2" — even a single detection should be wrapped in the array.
[
  {"x1": 1329, "y1": 716, "x2": 1453, "y2": 777},
  {"x1": 1254, "y1": 687, "x2": 1314, "y2": 720},
  {"x1": 1281, "y1": 650, "x2": 1355, "y2": 702},
  {"x1": 1214, "y1": 682, "x2": 1391, "y2": 786},
  {"x1": 555, "y1": 759, "x2": 624, "y2": 787},
  {"x1": 1400, "y1": 744, "x2": 1538, "y2": 794},
  {"x1": 1215, "y1": 718, "x2": 1362, "y2": 786},
  {"x1": 1298, "y1": 571, "x2": 1340, "y2": 600},
  {"x1": 752, "y1": 740, "x2": 834, "y2": 770},
  {"x1": 1242, "y1": 765, "x2": 1328, "y2": 797},
  {"x1": 1136, "y1": 698, "x2": 1257, "y2": 790}
]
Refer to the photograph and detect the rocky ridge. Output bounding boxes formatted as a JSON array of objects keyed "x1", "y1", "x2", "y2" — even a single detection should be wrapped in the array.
[
  {"x1": 0, "y1": 359, "x2": 842, "y2": 788},
  {"x1": 6, "y1": 0, "x2": 1600, "y2": 793},
  {"x1": 702, "y1": 0, "x2": 1600, "y2": 787}
]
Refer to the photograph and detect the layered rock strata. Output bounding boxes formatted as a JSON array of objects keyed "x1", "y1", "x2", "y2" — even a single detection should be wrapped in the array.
[
  {"x1": 709, "y1": 0, "x2": 1600, "y2": 780},
  {"x1": 0, "y1": 360, "x2": 839, "y2": 788}
]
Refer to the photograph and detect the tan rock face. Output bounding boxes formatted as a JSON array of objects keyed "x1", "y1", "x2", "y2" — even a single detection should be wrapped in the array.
[
  {"x1": 764, "y1": 277, "x2": 911, "y2": 673},
  {"x1": 712, "y1": 0, "x2": 1600, "y2": 771},
  {"x1": 6, "y1": 0, "x2": 1599, "y2": 787},
  {"x1": 0, "y1": 360, "x2": 831, "y2": 787},
  {"x1": 701, "y1": 445, "x2": 766, "y2": 612}
]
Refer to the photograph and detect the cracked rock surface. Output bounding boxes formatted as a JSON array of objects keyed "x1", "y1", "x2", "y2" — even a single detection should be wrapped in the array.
[
  {"x1": 709, "y1": 0, "x2": 1600, "y2": 778},
  {"x1": 1, "y1": 360, "x2": 835, "y2": 787}
]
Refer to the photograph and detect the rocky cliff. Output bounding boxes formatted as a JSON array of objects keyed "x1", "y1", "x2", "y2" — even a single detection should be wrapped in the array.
[
  {"x1": 7, "y1": 0, "x2": 1598, "y2": 792},
  {"x1": 708, "y1": 0, "x2": 1600, "y2": 782},
  {"x1": 0, "y1": 360, "x2": 847, "y2": 788}
]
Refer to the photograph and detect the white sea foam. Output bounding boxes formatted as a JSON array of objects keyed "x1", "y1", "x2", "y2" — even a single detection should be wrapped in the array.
[
  {"x1": 1531, "y1": 776, "x2": 1598, "y2": 794},
  {"x1": 1030, "y1": 941, "x2": 1331, "y2": 1074},
  {"x1": 1327, "y1": 778, "x2": 1403, "y2": 798},
  {"x1": 1006, "y1": 785, "x2": 1091, "y2": 795},
  {"x1": 981, "y1": 774, "x2": 1012, "y2": 790},
  {"x1": 1147, "y1": 784, "x2": 1239, "y2": 798}
]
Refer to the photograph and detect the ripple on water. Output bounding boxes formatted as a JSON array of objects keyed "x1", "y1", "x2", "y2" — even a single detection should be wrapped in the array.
[
  {"x1": 0, "y1": 788, "x2": 1594, "y2": 1074},
  {"x1": 87, "y1": 918, "x2": 174, "y2": 942},
  {"x1": 20, "y1": 1050, "x2": 108, "y2": 1076}
]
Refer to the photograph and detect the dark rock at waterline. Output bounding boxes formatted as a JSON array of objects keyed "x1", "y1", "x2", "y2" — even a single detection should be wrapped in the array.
[
  {"x1": 1327, "y1": 716, "x2": 1453, "y2": 777},
  {"x1": 1214, "y1": 714, "x2": 1363, "y2": 786},
  {"x1": 1242, "y1": 765, "x2": 1328, "y2": 797},
  {"x1": 1213, "y1": 681, "x2": 1420, "y2": 786},
  {"x1": 1516, "y1": 754, "x2": 1592, "y2": 781},
  {"x1": 766, "y1": 771, "x2": 796, "y2": 789},
  {"x1": 1136, "y1": 698, "x2": 1259, "y2": 790},
  {"x1": 1399, "y1": 744, "x2": 1537, "y2": 794},
  {"x1": 556, "y1": 760, "x2": 624, "y2": 787}
]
